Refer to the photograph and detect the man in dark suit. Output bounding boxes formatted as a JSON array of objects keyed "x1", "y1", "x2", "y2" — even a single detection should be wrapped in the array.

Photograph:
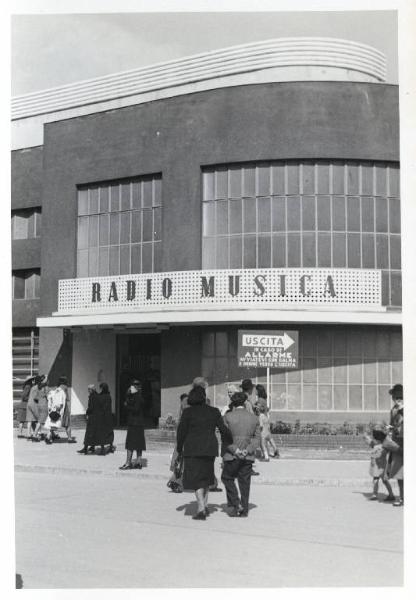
[{"x1": 221, "y1": 392, "x2": 261, "y2": 517}]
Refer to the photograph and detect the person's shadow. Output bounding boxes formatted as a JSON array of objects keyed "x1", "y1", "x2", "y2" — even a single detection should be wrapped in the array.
[
  {"x1": 353, "y1": 491, "x2": 394, "y2": 503},
  {"x1": 176, "y1": 500, "x2": 257, "y2": 517},
  {"x1": 16, "y1": 574, "x2": 23, "y2": 589}
]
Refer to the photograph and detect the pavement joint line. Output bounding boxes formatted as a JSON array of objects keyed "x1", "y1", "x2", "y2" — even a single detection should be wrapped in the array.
[{"x1": 14, "y1": 464, "x2": 375, "y2": 487}]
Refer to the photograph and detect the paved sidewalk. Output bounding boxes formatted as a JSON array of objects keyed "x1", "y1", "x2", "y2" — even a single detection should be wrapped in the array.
[{"x1": 13, "y1": 430, "x2": 397, "y2": 490}]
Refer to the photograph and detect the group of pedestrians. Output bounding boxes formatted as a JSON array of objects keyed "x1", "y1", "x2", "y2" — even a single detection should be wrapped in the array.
[
  {"x1": 364, "y1": 383, "x2": 404, "y2": 507},
  {"x1": 15, "y1": 374, "x2": 75, "y2": 444}
]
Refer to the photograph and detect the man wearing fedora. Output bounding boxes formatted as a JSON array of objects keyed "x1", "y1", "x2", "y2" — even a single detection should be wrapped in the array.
[
  {"x1": 385, "y1": 383, "x2": 404, "y2": 506},
  {"x1": 240, "y1": 378, "x2": 260, "y2": 475}
]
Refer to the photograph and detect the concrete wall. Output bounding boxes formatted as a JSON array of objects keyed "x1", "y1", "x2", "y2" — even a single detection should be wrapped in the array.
[
  {"x1": 12, "y1": 238, "x2": 41, "y2": 270},
  {"x1": 71, "y1": 329, "x2": 116, "y2": 415},
  {"x1": 38, "y1": 82, "x2": 399, "y2": 318},
  {"x1": 12, "y1": 300, "x2": 40, "y2": 328},
  {"x1": 11, "y1": 146, "x2": 43, "y2": 210}
]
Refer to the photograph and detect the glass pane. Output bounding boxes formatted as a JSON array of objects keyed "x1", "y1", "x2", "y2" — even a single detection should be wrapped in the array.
[
  {"x1": 334, "y1": 386, "x2": 347, "y2": 410},
  {"x1": 78, "y1": 189, "x2": 89, "y2": 215},
  {"x1": 110, "y1": 184, "x2": 120, "y2": 212},
  {"x1": 90, "y1": 187, "x2": 99, "y2": 214},
  {"x1": 302, "y1": 331, "x2": 317, "y2": 356},
  {"x1": 392, "y1": 360, "x2": 403, "y2": 383},
  {"x1": 13, "y1": 274, "x2": 25, "y2": 299},
  {"x1": 347, "y1": 164, "x2": 359, "y2": 195},
  {"x1": 88, "y1": 247, "x2": 98, "y2": 276},
  {"x1": 100, "y1": 186, "x2": 109, "y2": 213},
  {"x1": 153, "y1": 207, "x2": 162, "y2": 241},
  {"x1": 302, "y1": 196, "x2": 315, "y2": 230},
  {"x1": 272, "y1": 234, "x2": 286, "y2": 268},
  {"x1": 334, "y1": 360, "x2": 347, "y2": 382},
  {"x1": 388, "y1": 165, "x2": 400, "y2": 197},
  {"x1": 77, "y1": 250, "x2": 89, "y2": 278},
  {"x1": 389, "y1": 198, "x2": 401, "y2": 233},
  {"x1": 271, "y1": 163, "x2": 285, "y2": 195},
  {"x1": 258, "y1": 197, "x2": 271, "y2": 232},
  {"x1": 229, "y1": 167, "x2": 242, "y2": 198},
  {"x1": 132, "y1": 182, "x2": 141, "y2": 209},
  {"x1": 243, "y1": 165, "x2": 255, "y2": 197},
  {"x1": 98, "y1": 247, "x2": 109, "y2": 275},
  {"x1": 303, "y1": 358, "x2": 317, "y2": 383},
  {"x1": 229, "y1": 199, "x2": 243, "y2": 234},
  {"x1": 229, "y1": 236, "x2": 243, "y2": 268},
  {"x1": 25, "y1": 273, "x2": 35, "y2": 299},
  {"x1": 272, "y1": 385, "x2": 287, "y2": 410},
  {"x1": 257, "y1": 165, "x2": 270, "y2": 196},
  {"x1": 334, "y1": 331, "x2": 347, "y2": 356},
  {"x1": 347, "y1": 197, "x2": 360, "y2": 231},
  {"x1": 390, "y1": 235, "x2": 401, "y2": 270},
  {"x1": 99, "y1": 214, "x2": 109, "y2": 246},
  {"x1": 302, "y1": 163, "x2": 315, "y2": 194},
  {"x1": 202, "y1": 332, "x2": 215, "y2": 357},
  {"x1": 202, "y1": 203, "x2": 215, "y2": 237},
  {"x1": 216, "y1": 201, "x2": 228, "y2": 235},
  {"x1": 362, "y1": 234, "x2": 375, "y2": 268},
  {"x1": 318, "y1": 386, "x2": 332, "y2": 410},
  {"x1": 349, "y1": 386, "x2": 363, "y2": 410},
  {"x1": 317, "y1": 196, "x2": 331, "y2": 230},
  {"x1": 33, "y1": 272, "x2": 40, "y2": 299},
  {"x1": 258, "y1": 235, "x2": 271, "y2": 268},
  {"x1": 317, "y1": 357, "x2": 332, "y2": 383},
  {"x1": 303, "y1": 386, "x2": 317, "y2": 410},
  {"x1": 142, "y1": 179, "x2": 153, "y2": 208},
  {"x1": 381, "y1": 271, "x2": 390, "y2": 306},
  {"x1": 243, "y1": 235, "x2": 256, "y2": 268},
  {"x1": 153, "y1": 177, "x2": 162, "y2": 206},
  {"x1": 131, "y1": 210, "x2": 142, "y2": 243},
  {"x1": 203, "y1": 171, "x2": 215, "y2": 201},
  {"x1": 202, "y1": 238, "x2": 216, "y2": 269},
  {"x1": 318, "y1": 331, "x2": 332, "y2": 355},
  {"x1": 376, "y1": 234, "x2": 389, "y2": 269},
  {"x1": 120, "y1": 211, "x2": 131, "y2": 244},
  {"x1": 88, "y1": 215, "x2": 99, "y2": 248},
  {"x1": 375, "y1": 165, "x2": 387, "y2": 196},
  {"x1": 215, "y1": 332, "x2": 228, "y2": 356},
  {"x1": 363, "y1": 386, "x2": 377, "y2": 411},
  {"x1": 332, "y1": 163, "x2": 345, "y2": 194},
  {"x1": 77, "y1": 216, "x2": 89, "y2": 249},
  {"x1": 243, "y1": 198, "x2": 256, "y2": 233},
  {"x1": 287, "y1": 385, "x2": 301, "y2": 410},
  {"x1": 332, "y1": 196, "x2": 346, "y2": 230},
  {"x1": 109, "y1": 213, "x2": 120, "y2": 245},
  {"x1": 216, "y1": 237, "x2": 229, "y2": 269},
  {"x1": 287, "y1": 233, "x2": 301, "y2": 267},
  {"x1": 317, "y1": 233, "x2": 331, "y2": 267},
  {"x1": 332, "y1": 233, "x2": 346, "y2": 267},
  {"x1": 349, "y1": 362, "x2": 362, "y2": 384},
  {"x1": 317, "y1": 163, "x2": 330, "y2": 194},
  {"x1": 154, "y1": 242, "x2": 162, "y2": 272},
  {"x1": 378, "y1": 386, "x2": 391, "y2": 410},
  {"x1": 121, "y1": 183, "x2": 131, "y2": 211},
  {"x1": 347, "y1": 233, "x2": 361, "y2": 267},
  {"x1": 131, "y1": 244, "x2": 141, "y2": 273},
  {"x1": 109, "y1": 246, "x2": 119, "y2": 275},
  {"x1": 376, "y1": 197, "x2": 388, "y2": 232},
  {"x1": 287, "y1": 196, "x2": 300, "y2": 231},
  {"x1": 361, "y1": 164, "x2": 374, "y2": 195},
  {"x1": 120, "y1": 244, "x2": 130, "y2": 275},
  {"x1": 287, "y1": 164, "x2": 299, "y2": 194},
  {"x1": 302, "y1": 233, "x2": 316, "y2": 267},
  {"x1": 142, "y1": 210, "x2": 153, "y2": 242},
  {"x1": 272, "y1": 197, "x2": 285, "y2": 231},
  {"x1": 363, "y1": 360, "x2": 377, "y2": 383},
  {"x1": 361, "y1": 197, "x2": 374, "y2": 232},
  {"x1": 215, "y1": 168, "x2": 228, "y2": 199},
  {"x1": 390, "y1": 272, "x2": 402, "y2": 306}
]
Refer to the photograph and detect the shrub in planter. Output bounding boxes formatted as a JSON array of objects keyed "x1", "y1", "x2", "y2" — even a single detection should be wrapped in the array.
[{"x1": 271, "y1": 420, "x2": 292, "y2": 434}]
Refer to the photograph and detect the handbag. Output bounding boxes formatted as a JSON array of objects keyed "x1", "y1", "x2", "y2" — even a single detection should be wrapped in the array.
[
  {"x1": 49, "y1": 410, "x2": 61, "y2": 423},
  {"x1": 173, "y1": 453, "x2": 183, "y2": 479}
]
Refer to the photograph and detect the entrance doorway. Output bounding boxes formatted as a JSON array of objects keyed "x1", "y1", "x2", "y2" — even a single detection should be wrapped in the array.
[{"x1": 116, "y1": 333, "x2": 161, "y2": 428}]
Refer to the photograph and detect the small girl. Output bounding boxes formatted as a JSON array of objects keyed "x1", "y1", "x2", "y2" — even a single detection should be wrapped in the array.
[
  {"x1": 258, "y1": 404, "x2": 280, "y2": 460},
  {"x1": 364, "y1": 428, "x2": 395, "y2": 501}
]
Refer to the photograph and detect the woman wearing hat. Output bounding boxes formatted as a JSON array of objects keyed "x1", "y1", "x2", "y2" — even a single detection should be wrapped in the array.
[
  {"x1": 119, "y1": 379, "x2": 146, "y2": 470},
  {"x1": 384, "y1": 384, "x2": 404, "y2": 506}
]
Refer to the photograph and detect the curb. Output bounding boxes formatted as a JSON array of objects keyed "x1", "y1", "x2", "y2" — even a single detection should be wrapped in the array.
[{"x1": 14, "y1": 464, "x2": 380, "y2": 488}]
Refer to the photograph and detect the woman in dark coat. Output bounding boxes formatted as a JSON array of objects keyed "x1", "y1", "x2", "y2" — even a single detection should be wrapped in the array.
[
  {"x1": 96, "y1": 382, "x2": 115, "y2": 454},
  {"x1": 176, "y1": 385, "x2": 231, "y2": 520},
  {"x1": 77, "y1": 384, "x2": 98, "y2": 454},
  {"x1": 119, "y1": 379, "x2": 146, "y2": 470},
  {"x1": 16, "y1": 381, "x2": 31, "y2": 437}
]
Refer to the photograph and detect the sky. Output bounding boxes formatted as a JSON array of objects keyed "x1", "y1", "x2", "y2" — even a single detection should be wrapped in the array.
[{"x1": 11, "y1": 10, "x2": 398, "y2": 96}]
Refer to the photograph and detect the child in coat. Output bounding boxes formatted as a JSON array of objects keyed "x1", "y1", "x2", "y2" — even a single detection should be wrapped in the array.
[{"x1": 364, "y1": 428, "x2": 395, "y2": 501}]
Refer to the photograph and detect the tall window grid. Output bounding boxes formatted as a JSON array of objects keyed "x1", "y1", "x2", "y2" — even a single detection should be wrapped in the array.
[
  {"x1": 12, "y1": 269, "x2": 40, "y2": 300},
  {"x1": 202, "y1": 161, "x2": 401, "y2": 307},
  {"x1": 77, "y1": 175, "x2": 162, "y2": 277},
  {"x1": 11, "y1": 208, "x2": 42, "y2": 240},
  {"x1": 202, "y1": 327, "x2": 402, "y2": 412}
]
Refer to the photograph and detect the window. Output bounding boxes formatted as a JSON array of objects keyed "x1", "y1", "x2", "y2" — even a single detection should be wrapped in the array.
[
  {"x1": 12, "y1": 269, "x2": 40, "y2": 299},
  {"x1": 76, "y1": 175, "x2": 162, "y2": 277},
  {"x1": 11, "y1": 208, "x2": 42, "y2": 240},
  {"x1": 202, "y1": 161, "x2": 401, "y2": 307}
]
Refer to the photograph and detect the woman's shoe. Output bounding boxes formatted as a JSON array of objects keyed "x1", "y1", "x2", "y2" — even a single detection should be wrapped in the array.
[
  {"x1": 192, "y1": 511, "x2": 206, "y2": 520},
  {"x1": 77, "y1": 448, "x2": 88, "y2": 454},
  {"x1": 119, "y1": 463, "x2": 133, "y2": 470},
  {"x1": 133, "y1": 461, "x2": 142, "y2": 469},
  {"x1": 383, "y1": 495, "x2": 395, "y2": 502},
  {"x1": 204, "y1": 507, "x2": 210, "y2": 517},
  {"x1": 393, "y1": 498, "x2": 403, "y2": 507},
  {"x1": 369, "y1": 494, "x2": 378, "y2": 501}
]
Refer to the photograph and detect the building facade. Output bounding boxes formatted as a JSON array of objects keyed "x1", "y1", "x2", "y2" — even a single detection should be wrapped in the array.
[{"x1": 11, "y1": 38, "x2": 401, "y2": 425}]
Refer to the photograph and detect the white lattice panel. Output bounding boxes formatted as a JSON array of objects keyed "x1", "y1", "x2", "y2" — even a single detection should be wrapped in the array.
[{"x1": 57, "y1": 269, "x2": 382, "y2": 315}]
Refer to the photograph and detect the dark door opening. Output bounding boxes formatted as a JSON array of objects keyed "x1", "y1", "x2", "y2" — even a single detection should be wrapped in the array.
[{"x1": 116, "y1": 333, "x2": 161, "y2": 428}]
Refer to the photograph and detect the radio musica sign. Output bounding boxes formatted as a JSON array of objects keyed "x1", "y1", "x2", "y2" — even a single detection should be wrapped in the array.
[{"x1": 57, "y1": 268, "x2": 382, "y2": 314}]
